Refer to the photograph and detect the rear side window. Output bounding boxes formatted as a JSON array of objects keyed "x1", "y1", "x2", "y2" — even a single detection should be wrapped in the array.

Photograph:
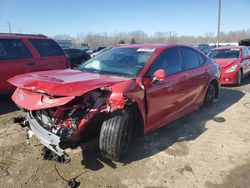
[
  {"x1": 29, "y1": 39, "x2": 64, "y2": 57},
  {"x1": 146, "y1": 47, "x2": 182, "y2": 77},
  {"x1": 0, "y1": 39, "x2": 32, "y2": 60},
  {"x1": 180, "y1": 47, "x2": 200, "y2": 70},
  {"x1": 198, "y1": 53, "x2": 206, "y2": 65}
]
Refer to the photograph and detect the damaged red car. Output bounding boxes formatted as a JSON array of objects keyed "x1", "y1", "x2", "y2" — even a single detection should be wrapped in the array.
[{"x1": 9, "y1": 44, "x2": 220, "y2": 161}]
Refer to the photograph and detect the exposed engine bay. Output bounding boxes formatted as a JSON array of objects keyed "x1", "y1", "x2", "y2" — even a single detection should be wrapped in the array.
[{"x1": 27, "y1": 89, "x2": 112, "y2": 153}]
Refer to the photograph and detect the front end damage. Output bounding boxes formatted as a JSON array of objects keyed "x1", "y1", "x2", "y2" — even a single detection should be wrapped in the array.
[{"x1": 13, "y1": 87, "x2": 126, "y2": 158}]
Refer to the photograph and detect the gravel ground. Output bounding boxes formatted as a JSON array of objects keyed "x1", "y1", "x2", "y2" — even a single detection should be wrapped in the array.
[{"x1": 1, "y1": 77, "x2": 250, "y2": 188}]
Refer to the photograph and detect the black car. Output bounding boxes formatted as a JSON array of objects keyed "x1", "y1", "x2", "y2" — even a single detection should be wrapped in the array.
[
  {"x1": 239, "y1": 39, "x2": 250, "y2": 50},
  {"x1": 63, "y1": 48, "x2": 91, "y2": 68},
  {"x1": 86, "y1": 47, "x2": 106, "y2": 54},
  {"x1": 190, "y1": 43, "x2": 212, "y2": 55}
]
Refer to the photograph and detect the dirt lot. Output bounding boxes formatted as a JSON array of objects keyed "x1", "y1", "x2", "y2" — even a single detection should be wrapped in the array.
[{"x1": 1, "y1": 78, "x2": 250, "y2": 188}]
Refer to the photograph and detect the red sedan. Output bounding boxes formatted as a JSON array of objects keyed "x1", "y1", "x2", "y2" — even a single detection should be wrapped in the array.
[
  {"x1": 209, "y1": 46, "x2": 250, "y2": 85},
  {"x1": 9, "y1": 44, "x2": 220, "y2": 161}
]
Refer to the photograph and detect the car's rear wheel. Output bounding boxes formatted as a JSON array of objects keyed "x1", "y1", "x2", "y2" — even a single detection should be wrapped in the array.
[
  {"x1": 99, "y1": 110, "x2": 133, "y2": 161},
  {"x1": 236, "y1": 70, "x2": 242, "y2": 86},
  {"x1": 204, "y1": 83, "x2": 216, "y2": 106}
]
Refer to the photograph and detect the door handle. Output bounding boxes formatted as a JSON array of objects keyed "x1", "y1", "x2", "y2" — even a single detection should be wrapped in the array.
[{"x1": 27, "y1": 62, "x2": 36, "y2": 66}]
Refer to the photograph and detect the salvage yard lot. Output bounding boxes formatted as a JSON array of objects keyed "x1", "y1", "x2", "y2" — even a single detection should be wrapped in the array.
[{"x1": 1, "y1": 78, "x2": 250, "y2": 188}]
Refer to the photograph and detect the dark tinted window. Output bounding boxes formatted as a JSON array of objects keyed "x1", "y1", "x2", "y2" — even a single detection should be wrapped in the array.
[
  {"x1": 180, "y1": 47, "x2": 200, "y2": 70},
  {"x1": 0, "y1": 39, "x2": 32, "y2": 60},
  {"x1": 29, "y1": 39, "x2": 64, "y2": 57},
  {"x1": 147, "y1": 47, "x2": 182, "y2": 77}
]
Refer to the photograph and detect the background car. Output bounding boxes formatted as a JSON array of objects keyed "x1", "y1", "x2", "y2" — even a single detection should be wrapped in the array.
[
  {"x1": 86, "y1": 46, "x2": 106, "y2": 55},
  {"x1": 209, "y1": 46, "x2": 250, "y2": 85},
  {"x1": 91, "y1": 47, "x2": 112, "y2": 57},
  {"x1": 63, "y1": 48, "x2": 91, "y2": 68},
  {"x1": 190, "y1": 43, "x2": 212, "y2": 55},
  {"x1": 239, "y1": 39, "x2": 250, "y2": 50},
  {"x1": 9, "y1": 44, "x2": 220, "y2": 161},
  {"x1": 0, "y1": 33, "x2": 69, "y2": 93}
]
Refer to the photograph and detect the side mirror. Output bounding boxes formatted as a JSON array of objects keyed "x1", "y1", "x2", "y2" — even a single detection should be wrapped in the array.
[
  {"x1": 244, "y1": 55, "x2": 250, "y2": 60},
  {"x1": 152, "y1": 69, "x2": 165, "y2": 83}
]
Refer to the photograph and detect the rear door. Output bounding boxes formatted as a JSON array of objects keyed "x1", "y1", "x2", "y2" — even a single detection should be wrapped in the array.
[
  {"x1": 143, "y1": 47, "x2": 189, "y2": 130},
  {"x1": 179, "y1": 47, "x2": 210, "y2": 107},
  {"x1": 28, "y1": 38, "x2": 67, "y2": 71},
  {"x1": 0, "y1": 38, "x2": 34, "y2": 92}
]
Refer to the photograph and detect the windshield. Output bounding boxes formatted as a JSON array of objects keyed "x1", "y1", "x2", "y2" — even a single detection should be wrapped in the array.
[
  {"x1": 80, "y1": 47, "x2": 155, "y2": 77},
  {"x1": 209, "y1": 49, "x2": 240, "y2": 59}
]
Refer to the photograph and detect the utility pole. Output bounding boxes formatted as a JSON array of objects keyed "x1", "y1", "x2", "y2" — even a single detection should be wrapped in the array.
[
  {"x1": 8, "y1": 21, "x2": 11, "y2": 34},
  {"x1": 217, "y1": 0, "x2": 221, "y2": 47}
]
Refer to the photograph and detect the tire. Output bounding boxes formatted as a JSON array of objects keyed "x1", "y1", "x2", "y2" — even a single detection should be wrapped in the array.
[
  {"x1": 99, "y1": 110, "x2": 133, "y2": 161},
  {"x1": 204, "y1": 83, "x2": 216, "y2": 107},
  {"x1": 236, "y1": 70, "x2": 242, "y2": 86}
]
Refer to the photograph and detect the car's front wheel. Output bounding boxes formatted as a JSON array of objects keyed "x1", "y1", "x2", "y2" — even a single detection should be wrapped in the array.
[
  {"x1": 99, "y1": 110, "x2": 133, "y2": 161},
  {"x1": 236, "y1": 70, "x2": 242, "y2": 86}
]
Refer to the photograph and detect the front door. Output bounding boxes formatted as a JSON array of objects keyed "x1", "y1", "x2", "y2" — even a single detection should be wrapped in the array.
[{"x1": 143, "y1": 47, "x2": 189, "y2": 131}]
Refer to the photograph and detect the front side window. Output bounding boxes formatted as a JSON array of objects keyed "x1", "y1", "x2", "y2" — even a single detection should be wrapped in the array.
[
  {"x1": 29, "y1": 39, "x2": 64, "y2": 57},
  {"x1": 80, "y1": 47, "x2": 155, "y2": 77},
  {"x1": 209, "y1": 49, "x2": 240, "y2": 59},
  {"x1": 0, "y1": 39, "x2": 32, "y2": 60},
  {"x1": 180, "y1": 47, "x2": 200, "y2": 70},
  {"x1": 146, "y1": 47, "x2": 182, "y2": 77}
]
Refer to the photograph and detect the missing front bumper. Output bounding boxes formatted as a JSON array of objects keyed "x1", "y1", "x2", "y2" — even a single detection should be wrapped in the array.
[{"x1": 27, "y1": 112, "x2": 66, "y2": 156}]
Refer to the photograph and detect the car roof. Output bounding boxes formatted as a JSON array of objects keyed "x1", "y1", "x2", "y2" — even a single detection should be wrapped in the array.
[
  {"x1": 213, "y1": 46, "x2": 245, "y2": 50},
  {"x1": 0, "y1": 33, "x2": 48, "y2": 39},
  {"x1": 116, "y1": 43, "x2": 184, "y2": 50}
]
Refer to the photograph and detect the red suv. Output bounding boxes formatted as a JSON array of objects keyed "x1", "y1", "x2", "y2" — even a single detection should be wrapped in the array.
[
  {"x1": 9, "y1": 44, "x2": 220, "y2": 161},
  {"x1": 0, "y1": 33, "x2": 69, "y2": 93}
]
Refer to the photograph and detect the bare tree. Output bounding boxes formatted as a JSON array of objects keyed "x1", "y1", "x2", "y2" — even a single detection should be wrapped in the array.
[{"x1": 52, "y1": 28, "x2": 250, "y2": 47}]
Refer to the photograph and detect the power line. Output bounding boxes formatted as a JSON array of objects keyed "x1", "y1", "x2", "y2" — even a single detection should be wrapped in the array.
[{"x1": 7, "y1": 21, "x2": 11, "y2": 33}]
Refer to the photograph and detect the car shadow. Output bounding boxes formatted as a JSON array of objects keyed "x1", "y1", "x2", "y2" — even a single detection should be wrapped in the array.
[
  {"x1": 0, "y1": 94, "x2": 19, "y2": 115},
  {"x1": 79, "y1": 88, "x2": 244, "y2": 170},
  {"x1": 241, "y1": 75, "x2": 250, "y2": 86}
]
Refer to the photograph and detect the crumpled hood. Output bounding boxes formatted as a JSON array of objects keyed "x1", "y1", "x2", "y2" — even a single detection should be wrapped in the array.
[
  {"x1": 8, "y1": 69, "x2": 131, "y2": 97},
  {"x1": 213, "y1": 58, "x2": 240, "y2": 68}
]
